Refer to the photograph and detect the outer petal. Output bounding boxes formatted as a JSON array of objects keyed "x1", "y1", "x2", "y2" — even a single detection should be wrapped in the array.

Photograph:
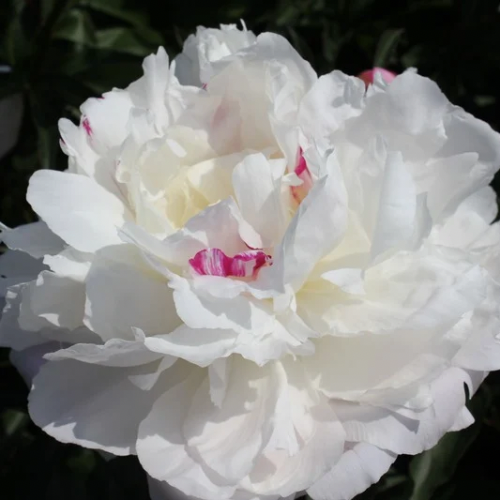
[
  {"x1": 182, "y1": 360, "x2": 276, "y2": 483},
  {"x1": 29, "y1": 359, "x2": 167, "y2": 455},
  {"x1": 137, "y1": 367, "x2": 237, "y2": 500},
  {"x1": 45, "y1": 336, "x2": 165, "y2": 368},
  {"x1": 0, "y1": 249, "x2": 45, "y2": 297},
  {"x1": 84, "y1": 245, "x2": 180, "y2": 341},
  {"x1": 145, "y1": 325, "x2": 237, "y2": 367},
  {"x1": 27, "y1": 170, "x2": 131, "y2": 253},
  {"x1": 437, "y1": 107, "x2": 500, "y2": 172},
  {"x1": 17, "y1": 271, "x2": 85, "y2": 332},
  {"x1": 174, "y1": 24, "x2": 257, "y2": 86},
  {"x1": 345, "y1": 72, "x2": 449, "y2": 162},
  {"x1": 9, "y1": 342, "x2": 59, "y2": 385},
  {"x1": 80, "y1": 90, "x2": 134, "y2": 152},
  {"x1": 0, "y1": 221, "x2": 64, "y2": 259},
  {"x1": 241, "y1": 360, "x2": 346, "y2": 498},
  {"x1": 307, "y1": 442, "x2": 396, "y2": 500},
  {"x1": 299, "y1": 71, "x2": 365, "y2": 141}
]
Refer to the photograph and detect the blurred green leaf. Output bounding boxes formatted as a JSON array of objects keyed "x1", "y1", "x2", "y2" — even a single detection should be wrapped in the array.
[
  {"x1": 95, "y1": 27, "x2": 161, "y2": 56},
  {"x1": 3, "y1": 14, "x2": 30, "y2": 66},
  {"x1": 37, "y1": 125, "x2": 62, "y2": 170},
  {"x1": 42, "y1": 0, "x2": 59, "y2": 23},
  {"x1": 374, "y1": 28, "x2": 404, "y2": 67},
  {"x1": 1, "y1": 409, "x2": 28, "y2": 437},
  {"x1": 53, "y1": 8, "x2": 97, "y2": 45},
  {"x1": 77, "y1": 59, "x2": 144, "y2": 93},
  {"x1": 85, "y1": 0, "x2": 150, "y2": 27}
]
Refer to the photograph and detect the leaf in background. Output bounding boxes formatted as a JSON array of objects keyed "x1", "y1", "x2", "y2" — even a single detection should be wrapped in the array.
[
  {"x1": 95, "y1": 28, "x2": 162, "y2": 56},
  {"x1": 37, "y1": 125, "x2": 61, "y2": 170},
  {"x1": 373, "y1": 28, "x2": 404, "y2": 67},
  {"x1": 52, "y1": 8, "x2": 97, "y2": 46},
  {"x1": 77, "y1": 59, "x2": 144, "y2": 94},
  {"x1": 85, "y1": 0, "x2": 150, "y2": 27},
  {"x1": 409, "y1": 386, "x2": 490, "y2": 500},
  {"x1": 2, "y1": 13, "x2": 30, "y2": 66},
  {"x1": 41, "y1": 0, "x2": 58, "y2": 23}
]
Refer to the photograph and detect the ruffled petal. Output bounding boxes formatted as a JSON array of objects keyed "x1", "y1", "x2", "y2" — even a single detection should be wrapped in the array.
[{"x1": 27, "y1": 170, "x2": 131, "y2": 253}]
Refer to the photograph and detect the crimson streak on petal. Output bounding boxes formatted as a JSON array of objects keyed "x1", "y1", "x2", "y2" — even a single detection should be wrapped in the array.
[{"x1": 189, "y1": 248, "x2": 272, "y2": 278}]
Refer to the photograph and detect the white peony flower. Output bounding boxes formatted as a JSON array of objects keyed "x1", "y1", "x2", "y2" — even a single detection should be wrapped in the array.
[{"x1": 2, "y1": 23, "x2": 500, "y2": 500}]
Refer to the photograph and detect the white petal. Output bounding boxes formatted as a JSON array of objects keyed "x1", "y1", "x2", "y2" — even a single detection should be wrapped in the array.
[
  {"x1": 43, "y1": 247, "x2": 92, "y2": 278},
  {"x1": 45, "y1": 336, "x2": 164, "y2": 367},
  {"x1": 18, "y1": 271, "x2": 85, "y2": 331},
  {"x1": 243, "y1": 360, "x2": 345, "y2": 497},
  {"x1": 299, "y1": 71, "x2": 365, "y2": 140},
  {"x1": 404, "y1": 367, "x2": 479, "y2": 451},
  {"x1": 145, "y1": 325, "x2": 237, "y2": 367},
  {"x1": 84, "y1": 245, "x2": 180, "y2": 341},
  {"x1": 321, "y1": 268, "x2": 365, "y2": 295},
  {"x1": 208, "y1": 357, "x2": 231, "y2": 407},
  {"x1": 233, "y1": 153, "x2": 287, "y2": 246},
  {"x1": 0, "y1": 285, "x2": 52, "y2": 350},
  {"x1": 0, "y1": 250, "x2": 45, "y2": 297},
  {"x1": 170, "y1": 275, "x2": 274, "y2": 336},
  {"x1": 449, "y1": 407, "x2": 474, "y2": 431},
  {"x1": 452, "y1": 302, "x2": 500, "y2": 371},
  {"x1": 187, "y1": 151, "x2": 246, "y2": 204},
  {"x1": 27, "y1": 170, "x2": 130, "y2": 253},
  {"x1": 137, "y1": 367, "x2": 236, "y2": 499},
  {"x1": 80, "y1": 90, "x2": 134, "y2": 152},
  {"x1": 128, "y1": 47, "x2": 174, "y2": 131},
  {"x1": 437, "y1": 107, "x2": 500, "y2": 171},
  {"x1": 346, "y1": 72, "x2": 449, "y2": 161},
  {"x1": 174, "y1": 24, "x2": 257, "y2": 86},
  {"x1": 333, "y1": 400, "x2": 424, "y2": 455},
  {"x1": 460, "y1": 186, "x2": 498, "y2": 223},
  {"x1": 183, "y1": 361, "x2": 276, "y2": 483},
  {"x1": 0, "y1": 221, "x2": 64, "y2": 259},
  {"x1": 9, "y1": 342, "x2": 59, "y2": 385},
  {"x1": 278, "y1": 153, "x2": 348, "y2": 290},
  {"x1": 307, "y1": 443, "x2": 396, "y2": 500},
  {"x1": 425, "y1": 153, "x2": 493, "y2": 220},
  {"x1": 29, "y1": 359, "x2": 166, "y2": 455},
  {"x1": 370, "y1": 152, "x2": 416, "y2": 260}
]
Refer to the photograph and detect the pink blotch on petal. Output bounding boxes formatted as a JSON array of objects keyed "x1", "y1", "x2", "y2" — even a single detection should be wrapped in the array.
[
  {"x1": 358, "y1": 67, "x2": 397, "y2": 87},
  {"x1": 291, "y1": 148, "x2": 313, "y2": 204},
  {"x1": 82, "y1": 117, "x2": 92, "y2": 137},
  {"x1": 189, "y1": 248, "x2": 272, "y2": 278}
]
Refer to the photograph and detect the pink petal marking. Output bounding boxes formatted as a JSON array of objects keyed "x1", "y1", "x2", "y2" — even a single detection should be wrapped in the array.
[
  {"x1": 82, "y1": 117, "x2": 92, "y2": 137},
  {"x1": 189, "y1": 248, "x2": 272, "y2": 278},
  {"x1": 291, "y1": 148, "x2": 313, "y2": 204},
  {"x1": 358, "y1": 67, "x2": 397, "y2": 87}
]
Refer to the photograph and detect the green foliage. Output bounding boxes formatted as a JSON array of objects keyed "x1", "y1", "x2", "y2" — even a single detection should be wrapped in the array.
[{"x1": 2, "y1": 1, "x2": 500, "y2": 498}]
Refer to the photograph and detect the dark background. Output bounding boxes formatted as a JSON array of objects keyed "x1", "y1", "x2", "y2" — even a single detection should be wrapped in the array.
[{"x1": 2, "y1": 0, "x2": 500, "y2": 499}]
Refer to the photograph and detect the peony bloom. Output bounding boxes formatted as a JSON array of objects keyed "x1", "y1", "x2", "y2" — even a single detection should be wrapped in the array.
[{"x1": 2, "y1": 22, "x2": 500, "y2": 500}]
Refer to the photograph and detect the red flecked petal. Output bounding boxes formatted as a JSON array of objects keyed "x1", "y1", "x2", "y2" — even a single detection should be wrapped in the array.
[{"x1": 189, "y1": 248, "x2": 272, "y2": 278}]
